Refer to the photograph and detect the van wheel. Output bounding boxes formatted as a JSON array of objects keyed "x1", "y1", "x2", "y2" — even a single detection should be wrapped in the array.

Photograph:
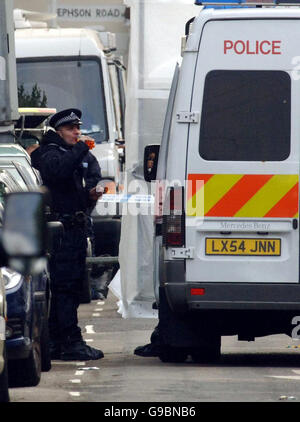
[
  {"x1": 190, "y1": 336, "x2": 221, "y2": 363},
  {"x1": 0, "y1": 346, "x2": 9, "y2": 402},
  {"x1": 9, "y1": 341, "x2": 41, "y2": 387},
  {"x1": 158, "y1": 346, "x2": 188, "y2": 363}
]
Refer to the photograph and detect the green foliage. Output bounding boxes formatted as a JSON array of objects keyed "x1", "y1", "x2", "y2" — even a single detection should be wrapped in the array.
[{"x1": 18, "y1": 83, "x2": 48, "y2": 107}]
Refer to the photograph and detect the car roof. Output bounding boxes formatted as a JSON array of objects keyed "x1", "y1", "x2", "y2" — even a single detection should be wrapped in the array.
[
  {"x1": 0, "y1": 149, "x2": 42, "y2": 187},
  {"x1": 0, "y1": 160, "x2": 36, "y2": 189}
]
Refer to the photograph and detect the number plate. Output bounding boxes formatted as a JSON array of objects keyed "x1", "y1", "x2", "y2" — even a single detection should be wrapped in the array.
[{"x1": 205, "y1": 238, "x2": 281, "y2": 256}]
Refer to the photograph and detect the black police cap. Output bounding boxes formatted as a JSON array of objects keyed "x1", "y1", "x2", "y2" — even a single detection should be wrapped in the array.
[{"x1": 49, "y1": 108, "x2": 83, "y2": 129}]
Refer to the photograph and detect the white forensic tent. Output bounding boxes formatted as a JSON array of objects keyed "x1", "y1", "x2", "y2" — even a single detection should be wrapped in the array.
[{"x1": 110, "y1": 0, "x2": 200, "y2": 318}]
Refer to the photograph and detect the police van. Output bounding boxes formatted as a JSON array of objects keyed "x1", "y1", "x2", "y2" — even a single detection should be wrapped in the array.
[{"x1": 145, "y1": 2, "x2": 300, "y2": 363}]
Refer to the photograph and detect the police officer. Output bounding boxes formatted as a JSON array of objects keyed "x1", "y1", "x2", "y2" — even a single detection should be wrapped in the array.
[{"x1": 31, "y1": 108, "x2": 104, "y2": 361}]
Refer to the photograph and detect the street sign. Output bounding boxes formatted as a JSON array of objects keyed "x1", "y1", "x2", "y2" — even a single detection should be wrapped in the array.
[{"x1": 56, "y1": 5, "x2": 126, "y2": 22}]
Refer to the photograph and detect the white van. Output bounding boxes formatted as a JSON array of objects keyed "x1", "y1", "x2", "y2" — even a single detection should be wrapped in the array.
[
  {"x1": 145, "y1": 5, "x2": 300, "y2": 363},
  {"x1": 15, "y1": 27, "x2": 123, "y2": 188},
  {"x1": 15, "y1": 26, "x2": 125, "y2": 277}
]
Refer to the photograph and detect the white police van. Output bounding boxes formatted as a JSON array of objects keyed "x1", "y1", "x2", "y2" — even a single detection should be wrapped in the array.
[{"x1": 145, "y1": 1, "x2": 300, "y2": 363}]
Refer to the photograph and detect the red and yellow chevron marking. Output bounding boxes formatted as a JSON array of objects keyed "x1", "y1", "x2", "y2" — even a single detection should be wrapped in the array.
[{"x1": 187, "y1": 174, "x2": 299, "y2": 218}]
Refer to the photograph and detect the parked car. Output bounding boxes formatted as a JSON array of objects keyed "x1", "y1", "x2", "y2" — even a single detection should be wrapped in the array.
[
  {"x1": 0, "y1": 169, "x2": 51, "y2": 387},
  {"x1": 0, "y1": 159, "x2": 33, "y2": 191},
  {"x1": 4, "y1": 266, "x2": 50, "y2": 387},
  {"x1": 0, "y1": 189, "x2": 51, "y2": 401},
  {"x1": 0, "y1": 144, "x2": 42, "y2": 187},
  {"x1": 0, "y1": 171, "x2": 25, "y2": 401}
]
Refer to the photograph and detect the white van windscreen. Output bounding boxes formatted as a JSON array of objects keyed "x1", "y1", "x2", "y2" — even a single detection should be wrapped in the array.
[
  {"x1": 17, "y1": 59, "x2": 108, "y2": 144},
  {"x1": 199, "y1": 70, "x2": 291, "y2": 161}
]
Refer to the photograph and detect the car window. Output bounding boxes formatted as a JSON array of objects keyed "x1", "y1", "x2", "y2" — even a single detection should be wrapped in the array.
[
  {"x1": 5, "y1": 168, "x2": 27, "y2": 190},
  {"x1": 11, "y1": 157, "x2": 38, "y2": 185},
  {"x1": 0, "y1": 203, "x2": 3, "y2": 224},
  {"x1": 0, "y1": 182, "x2": 7, "y2": 206},
  {"x1": 0, "y1": 155, "x2": 40, "y2": 186},
  {"x1": 0, "y1": 171, "x2": 22, "y2": 192},
  {"x1": 199, "y1": 70, "x2": 291, "y2": 161},
  {"x1": 0, "y1": 161, "x2": 30, "y2": 189},
  {"x1": 13, "y1": 161, "x2": 37, "y2": 188},
  {"x1": 24, "y1": 157, "x2": 42, "y2": 185},
  {"x1": 0, "y1": 180, "x2": 11, "y2": 224}
]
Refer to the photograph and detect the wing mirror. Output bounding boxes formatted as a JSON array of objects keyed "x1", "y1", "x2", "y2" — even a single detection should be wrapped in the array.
[{"x1": 1, "y1": 191, "x2": 48, "y2": 275}]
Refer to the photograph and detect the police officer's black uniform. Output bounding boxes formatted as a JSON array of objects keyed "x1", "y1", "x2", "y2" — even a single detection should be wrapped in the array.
[{"x1": 31, "y1": 108, "x2": 103, "y2": 361}]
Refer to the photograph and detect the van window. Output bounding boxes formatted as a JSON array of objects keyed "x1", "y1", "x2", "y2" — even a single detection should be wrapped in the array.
[
  {"x1": 199, "y1": 70, "x2": 291, "y2": 161},
  {"x1": 17, "y1": 59, "x2": 108, "y2": 144}
]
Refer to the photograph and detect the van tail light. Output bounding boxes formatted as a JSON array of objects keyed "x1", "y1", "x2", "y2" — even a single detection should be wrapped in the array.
[
  {"x1": 191, "y1": 288, "x2": 205, "y2": 296},
  {"x1": 163, "y1": 186, "x2": 185, "y2": 247}
]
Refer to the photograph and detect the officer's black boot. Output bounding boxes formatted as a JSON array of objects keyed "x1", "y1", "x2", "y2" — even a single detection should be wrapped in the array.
[
  {"x1": 61, "y1": 339, "x2": 104, "y2": 361},
  {"x1": 134, "y1": 325, "x2": 161, "y2": 357},
  {"x1": 134, "y1": 343, "x2": 161, "y2": 357}
]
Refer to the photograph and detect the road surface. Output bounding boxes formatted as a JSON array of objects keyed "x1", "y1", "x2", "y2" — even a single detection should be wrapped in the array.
[{"x1": 9, "y1": 291, "x2": 300, "y2": 402}]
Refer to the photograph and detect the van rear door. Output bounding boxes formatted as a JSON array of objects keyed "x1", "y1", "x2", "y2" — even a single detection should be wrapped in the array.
[{"x1": 185, "y1": 18, "x2": 300, "y2": 284}]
